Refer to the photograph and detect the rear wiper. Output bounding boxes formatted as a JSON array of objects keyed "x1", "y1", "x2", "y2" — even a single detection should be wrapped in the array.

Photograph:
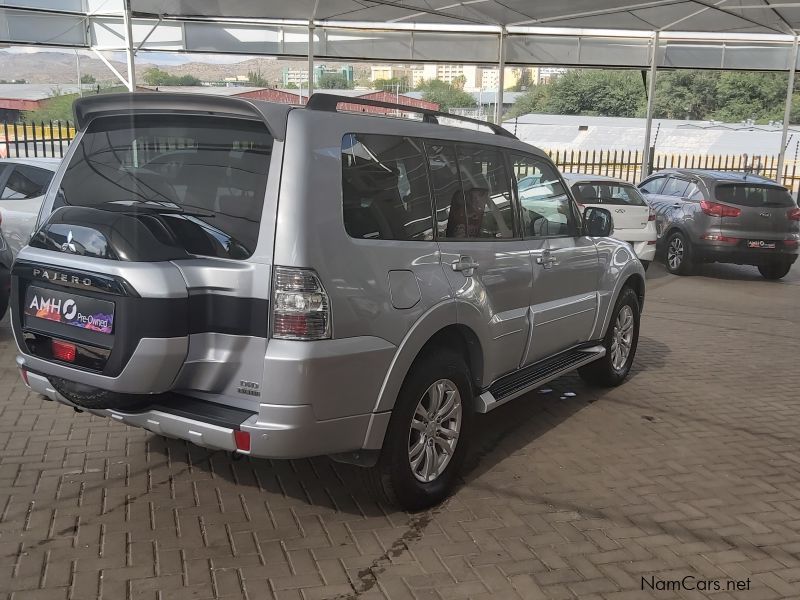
[{"x1": 99, "y1": 200, "x2": 215, "y2": 218}]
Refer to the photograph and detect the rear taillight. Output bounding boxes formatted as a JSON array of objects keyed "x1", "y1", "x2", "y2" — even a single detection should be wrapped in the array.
[
  {"x1": 784, "y1": 238, "x2": 799, "y2": 249},
  {"x1": 234, "y1": 430, "x2": 251, "y2": 452},
  {"x1": 788, "y1": 207, "x2": 800, "y2": 221},
  {"x1": 272, "y1": 267, "x2": 330, "y2": 340},
  {"x1": 648, "y1": 208, "x2": 656, "y2": 221},
  {"x1": 700, "y1": 200, "x2": 740, "y2": 218},
  {"x1": 51, "y1": 340, "x2": 77, "y2": 362}
]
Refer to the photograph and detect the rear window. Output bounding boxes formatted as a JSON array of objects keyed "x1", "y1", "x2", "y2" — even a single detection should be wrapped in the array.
[
  {"x1": 571, "y1": 182, "x2": 646, "y2": 206},
  {"x1": 715, "y1": 184, "x2": 795, "y2": 208},
  {"x1": 2, "y1": 165, "x2": 53, "y2": 200},
  {"x1": 56, "y1": 114, "x2": 273, "y2": 259}
]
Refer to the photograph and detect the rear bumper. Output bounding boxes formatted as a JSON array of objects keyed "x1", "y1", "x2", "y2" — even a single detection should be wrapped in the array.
[
  {"x1": 695, "y1": 242, "x2": 799, "y2": 265},
  {"x1": 24, "y1": 370, "x2": 392, "y2": 459},
  {"x1": 630, "y1": 241, "x2": 656, "y2": 262}
]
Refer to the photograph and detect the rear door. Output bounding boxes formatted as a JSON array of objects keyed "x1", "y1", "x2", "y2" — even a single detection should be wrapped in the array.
[
  {"x1": 511, "y1": 153, "x2": 599, "y2": 365},
  {"x1": 429, "y1": 141, "x2": 532, "y2": 382},
  {"x1": 715, "y1": 183, "x2": 798, "y2": 246},
  {"x1": 571, "y1": 181, "x2": 650, "y2": 232}
]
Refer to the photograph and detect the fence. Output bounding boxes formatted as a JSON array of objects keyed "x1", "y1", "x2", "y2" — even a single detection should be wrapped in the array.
[
  {"x1": 547, "y1": 148, "x2": 800, "y2": 192},
  {"x1": 0, "y1": 121, "x2": 76, "y2": 159},
  {"x1": 1, "y1": 120, "x2": 799, "y2": 191}
]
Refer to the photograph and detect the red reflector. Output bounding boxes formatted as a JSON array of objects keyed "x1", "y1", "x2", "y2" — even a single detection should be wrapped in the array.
[
  {"x1": 19, "y1": 369, "x2": 29, "y2": 386},
  {"x1": 51, "y1": 340, "x2": 76, "y2": 363},
  {"x1": 785, "y1": 239, "x2": 799, "y2": 249},
  {"x1": 648, "y1": 209, "x2": 656, "y2": 221},
  {"x1": 701, "y1": 234, "x2": 739, "y2": 243},
  {"x1": 700, "y1": 200, "x2": 741, "y2": 218},
  {"x1": 788, "y1": 207, "x2": 800, "y2": 221},
  {"x1": 647, "y1": 240, "x2": 657, "y2": 245},
  {"x1": 234, "y1": 430, "x2": 251, "y2": 452}
]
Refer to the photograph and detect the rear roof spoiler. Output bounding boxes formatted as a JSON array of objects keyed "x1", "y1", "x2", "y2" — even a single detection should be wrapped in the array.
[
  {"x1": 73, "y1": 93, "x2": 292, "y2": 140},
  {"x1": 305, "y1": 93, "x2": 517, "y2": 139}
]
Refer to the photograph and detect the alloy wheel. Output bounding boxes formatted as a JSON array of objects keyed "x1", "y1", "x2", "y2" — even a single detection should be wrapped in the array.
[
  {"x1": 667, "y1": 236, "x2": 684, "y2": 270},
  {"x1": 408, "y1": 379, "x2": 462, "y2": 483},
  {"x1": 610, "y1": 305, "x2": 634, "y2": 371}
]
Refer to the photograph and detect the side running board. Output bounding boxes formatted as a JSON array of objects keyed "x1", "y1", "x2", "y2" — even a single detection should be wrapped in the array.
[{"x1": 477, "y1": 345, "x2": 605, "y2": 413}]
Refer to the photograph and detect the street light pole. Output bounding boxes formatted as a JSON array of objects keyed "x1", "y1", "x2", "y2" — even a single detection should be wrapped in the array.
[
  {"x1": 777, "y1": 35, "x2": 799, "y2": 186},
  {"x1": 641, "y1": 30, "x2": 660, "y2": 179}
]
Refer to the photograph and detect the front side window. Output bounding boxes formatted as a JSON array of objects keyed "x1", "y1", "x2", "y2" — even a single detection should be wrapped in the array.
[
  {"x1": 639, "y1": 176, "x2": 666, "y2": 194},
  {"x1": 511, "y1": 153, "x2": 576, "y2": 238},
  {"x1": 661, "y1": 177, "x2": 690, "y2": 197},
  {"x1": 56, "y1": 114, "x2": 273, "y2": 259},
  {"x1": 341, "y1": 134, "x2": 433, "y2": 241},
  {"x1": 2, "y1": 165, "x2": 52, "y2": 199},
  {"x1": 571, "y1": 182, "x2": 647, "y2": 207}
]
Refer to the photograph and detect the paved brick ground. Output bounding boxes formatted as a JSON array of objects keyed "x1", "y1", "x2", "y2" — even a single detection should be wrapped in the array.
[{"x1": 1, "y1": 261, "x2": 799, "y2": 600}]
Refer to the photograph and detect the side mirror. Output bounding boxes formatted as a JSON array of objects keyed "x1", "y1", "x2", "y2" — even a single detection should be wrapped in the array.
[{"x1": 584, "y1": 206, "x2": 614, "y2": 237}]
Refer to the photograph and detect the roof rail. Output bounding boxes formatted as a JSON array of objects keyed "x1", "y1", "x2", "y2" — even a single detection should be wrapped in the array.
[{"x1": 305, "y1": 93, "x2": 517, "y2": 139}]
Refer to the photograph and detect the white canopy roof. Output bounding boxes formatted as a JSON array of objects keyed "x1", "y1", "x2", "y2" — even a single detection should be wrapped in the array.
[{"x1": 1, "y1": 1, "x2": 800, "y2": 71}]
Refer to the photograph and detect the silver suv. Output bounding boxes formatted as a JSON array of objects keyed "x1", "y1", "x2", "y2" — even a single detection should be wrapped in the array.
[
  {"x1": 11, "y1": 93, "x2": 645, "y2": 509},
  {"x1": 639, "y1": 169, "x2": 800, "y2": 279}
]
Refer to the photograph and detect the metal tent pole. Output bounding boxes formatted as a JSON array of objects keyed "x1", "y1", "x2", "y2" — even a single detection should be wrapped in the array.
[
  {"x1": 307, "y1": 22, "x2": 315, "y2": 96},
  {"x1": 777, "y1": 35, "x2": 799, "y2": 186},
  {"x1": 641, "y1": 30, "x2": 660, "y2": 180},
  {"x1": 495, "y1": 29, "x2": 506, "y2": 124},
  {"x1": 123, "y1": 0, "x2": 136, "y2": 91}
]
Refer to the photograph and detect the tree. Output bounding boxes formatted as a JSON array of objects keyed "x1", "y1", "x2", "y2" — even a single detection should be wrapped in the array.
[
  {"x1": 505, "y1": 84, "x2": 552, "y2": 119},
  {"x1": 247, "y1": 68, "x2": 268, "y2": 86},
  {"x1": 416, "y1": 79, "x2": 476, "y2": 112},
  {"x1": 142, "y1": 67, "x2": 201, "y2": 87},
  {"x1": 284, "y1": 82, "x2": 299, "y2": 89},
  {"x1": 317, "y1": 73, "x2": 354, "y2": 89},
  {"x1": 80, "y1": 74, "x2": 96, "y2": 84},
  {"x1": 373, "y1": 77, "x2": 410, "y2": 92},
  {"x1": 24, "y1": 89, "x2": 78, "y2": 122}
]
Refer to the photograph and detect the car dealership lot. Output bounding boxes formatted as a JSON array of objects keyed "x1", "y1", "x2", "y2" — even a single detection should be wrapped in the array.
[{"x1": 1, "y1": 262, "x2": 799, "y2": 600}]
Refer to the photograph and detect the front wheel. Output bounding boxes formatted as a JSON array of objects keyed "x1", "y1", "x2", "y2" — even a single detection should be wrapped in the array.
[
  {"x1": 758, "y1": 261, "x2": 792, "y2": 280},
  {"x1": 578, "y1": 286, "x2": 640, "y2": 387},
  {"x1": 365, "y1": 348, "x2": 473, "y2": 511},
  {"x1": 665, "y1": 231, "x2": 693, "y2": 275}
]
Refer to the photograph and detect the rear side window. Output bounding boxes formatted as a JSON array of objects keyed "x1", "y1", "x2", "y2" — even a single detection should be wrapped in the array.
[
  {"x1": 341, "y1": 134, "x2": 433, "y2": 240},
  {"x1": 56, "y1": 114, "x2": 273, "y2": 259},
  {"x1": 715, "y1": 184, "x2": 795, "y2": 207},
  {"x1": 571, "y1": 182, "x2": 646, "y2": 206},
  {"x1": 2, "y1": 165, "x2": 52, "y2": 199}
]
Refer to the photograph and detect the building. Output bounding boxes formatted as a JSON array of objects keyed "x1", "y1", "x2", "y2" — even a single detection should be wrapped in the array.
[
  {"x1": 480, "y1": 67, "x2": 537, "y2": 91},
  {"x1": 282, "y1": 67, "x2": 309, "y2": 87},
  {"x1": 411, "y1": 65, "x2": 537, "y2": 92},
  {"x1": 536, "y1": 67, "x2": 567, "y2": 84},
  {"x1": 370, "y1": 65, "x2": 413, "y2": 84},
  {"x1": 0, "y1": 84, "x2": 82, "y2": 121}
]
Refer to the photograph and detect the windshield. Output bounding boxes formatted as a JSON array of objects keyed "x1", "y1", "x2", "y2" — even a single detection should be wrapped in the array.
[
  {"x1": 56, "y1": 114, "x2": 273, "y2": 259},
  {"x1": 714, "y1": 184, "x2": 795, "y2": 208},
  {"x1": 571, "y1": 182, "x2": 647, "y2": 206}
]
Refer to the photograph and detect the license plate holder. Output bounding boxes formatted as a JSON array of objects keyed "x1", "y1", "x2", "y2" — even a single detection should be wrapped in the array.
[
  {"x1": 747, "y1": 240, "x2": 777, "y2": 249},
  {"x1": 24, "y1": 285, "x2": 115, "y2": 334}
]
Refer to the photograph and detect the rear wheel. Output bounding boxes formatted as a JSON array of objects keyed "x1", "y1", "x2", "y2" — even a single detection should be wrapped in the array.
[
  {"x1": 758, "y1": 261, "x2": 793, "y2": 280},
  {"x1": 665, "y1": 231, "x2": 693, "y2": 275},
  {"x1": 578, "y1": 286, "x2": 640, "y2": 387},
  {"x1": 365, "y1": 348, "x2": 473, "y2": 511}
]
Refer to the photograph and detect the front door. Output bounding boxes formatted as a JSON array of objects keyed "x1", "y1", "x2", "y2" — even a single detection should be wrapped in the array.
[
  {"x1": 426, "y1": 141, "x2": 532, "y2": 383},
  {"x1": 510, "y1": 153, "x2": 600, "y2": 364}
]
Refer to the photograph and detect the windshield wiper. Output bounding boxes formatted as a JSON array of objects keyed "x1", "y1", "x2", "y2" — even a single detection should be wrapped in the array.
[{"x1": 98, "y1": 200, "x2": 215, "y2": 218}]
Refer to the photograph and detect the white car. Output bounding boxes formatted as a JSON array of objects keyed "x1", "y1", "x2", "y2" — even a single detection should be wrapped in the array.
[
  {"x1": 564, "y1": 173, "x2": 657, "y2": 269},
  {"x1": 0, "y1": 158, "x2": 60, "y2": 255}
]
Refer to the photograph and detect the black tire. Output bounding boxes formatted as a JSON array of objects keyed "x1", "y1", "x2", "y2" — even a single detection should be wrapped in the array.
[
  {"x1": 758, "y1": 261, "x2": 792, "y2": 280},
  {"x1": 664, "y1": 231, "x2": 693, "y2": 275},
  {"x1": 49, "y1": 377, "x2": 152, "y2": 411},
  {"x1": 641, "y1": 260, "x2": 650, "y2": 272},
  {"x1": 364, "y1": 347, "x2": 474, "y2": 511},
  {"x1": 578, "y1": 286, "x2": 640, "y2": 387}
]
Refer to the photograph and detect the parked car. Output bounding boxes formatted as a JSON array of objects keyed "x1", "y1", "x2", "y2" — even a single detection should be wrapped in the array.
[
  {"x1": 639, "y1": 169, "x2": 800, "y2": 279},
  {"x1": 11, "y1": 93, "x2": 645, "y2": 509},
  {"x1": 0, "y1": 227, "x2": 11, "y2": 321},
  {"x1": 0, "y1": 158, "x2": 60, "y2": 256},
  {"x1": 564, "y1": 173, "x2": 657, "y2": 269}
]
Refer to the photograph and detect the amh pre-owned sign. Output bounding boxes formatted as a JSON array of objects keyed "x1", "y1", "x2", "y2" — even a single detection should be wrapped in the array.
[{"x1": 24, "y1": 286, "x2": 115, "y2": 334}]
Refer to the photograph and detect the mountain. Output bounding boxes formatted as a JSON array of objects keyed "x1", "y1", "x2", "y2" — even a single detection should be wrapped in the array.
[{"x1": 0, "y1": 51, "x2": 369, "y2": 86}]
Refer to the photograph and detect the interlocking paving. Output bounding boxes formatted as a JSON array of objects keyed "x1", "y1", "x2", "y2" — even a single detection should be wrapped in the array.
[{"x1": 1, "y1": 261, "x2": 799, "y2": 599}]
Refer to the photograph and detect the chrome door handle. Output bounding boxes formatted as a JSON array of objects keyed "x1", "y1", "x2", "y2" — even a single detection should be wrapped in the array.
[
  {"x1": 536, "y1": 251, "x2": 558, "y2": 269},
  {"x1": 451, "y1": 256, "x2": 479, "y2": 276}
]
